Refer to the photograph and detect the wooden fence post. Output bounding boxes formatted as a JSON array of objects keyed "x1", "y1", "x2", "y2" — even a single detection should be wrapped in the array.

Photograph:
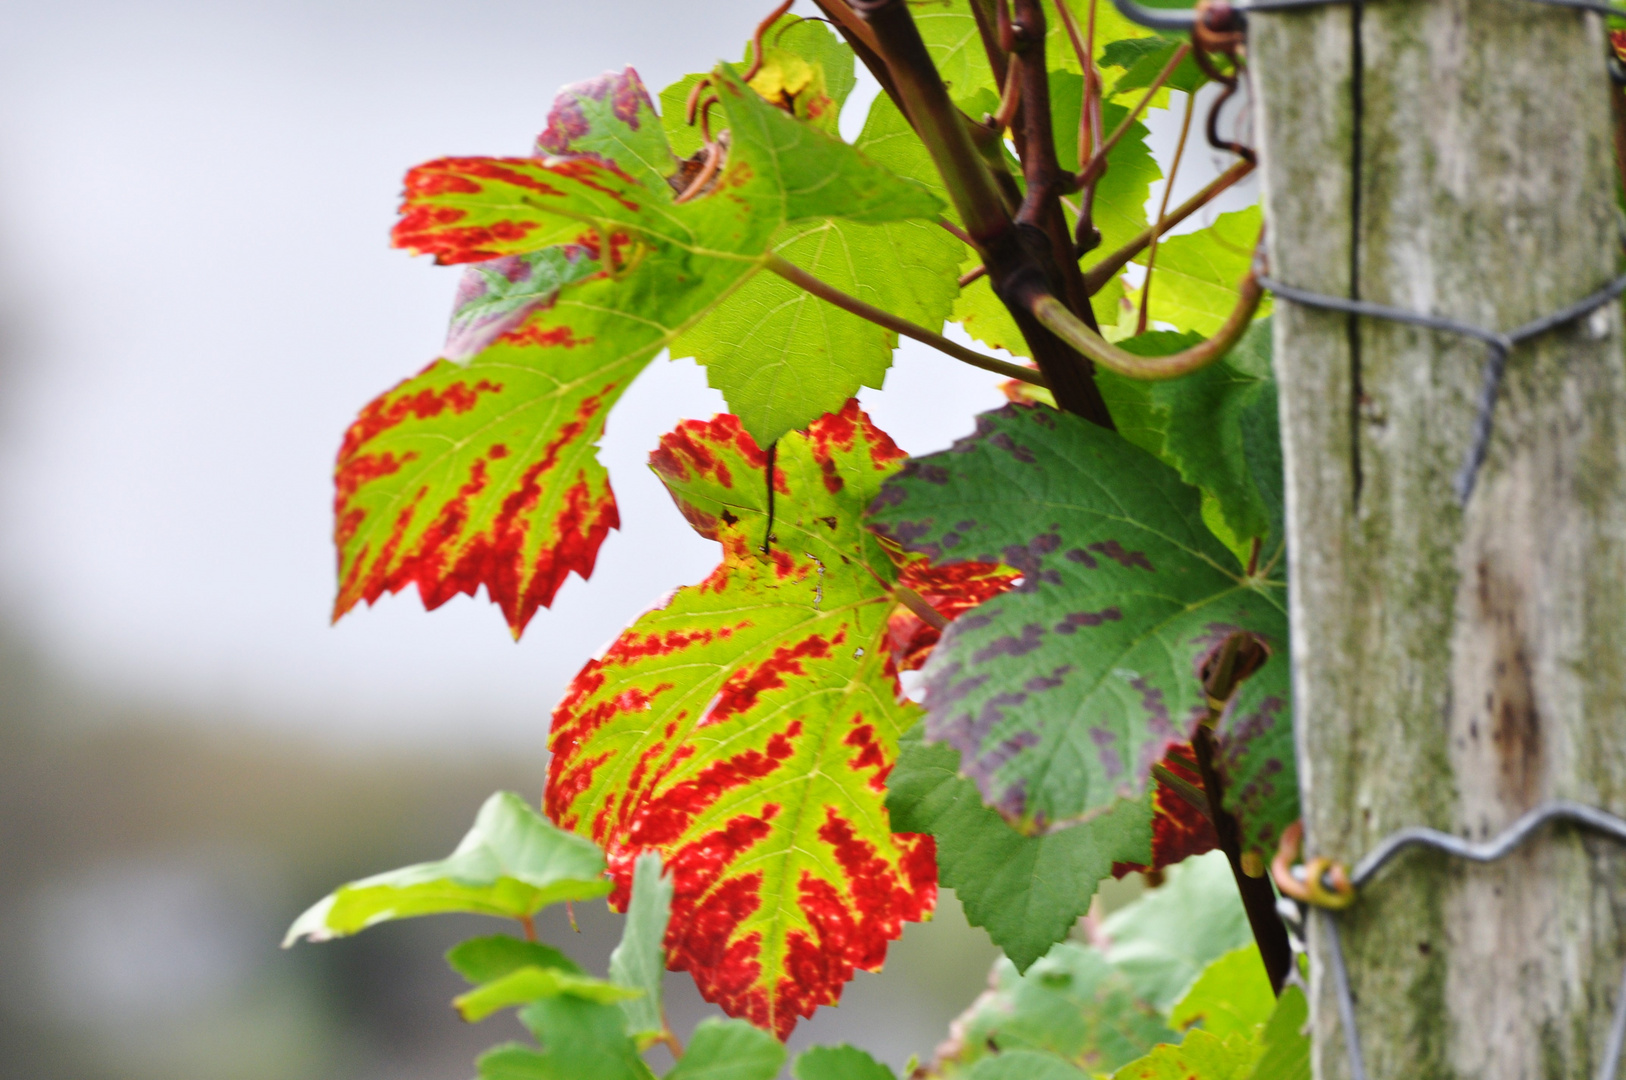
[{"x1": 1248, "y1": 2, "x2": 1626, "y2": 1076}]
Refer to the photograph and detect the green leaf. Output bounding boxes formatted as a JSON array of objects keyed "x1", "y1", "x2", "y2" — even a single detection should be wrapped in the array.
[
  {"x1": 1106, "y1": 35, "x2": 1208, "y2": 98},
  {"x1": 667, "y1": 1019, "x2": 787, "y2": 1080},
  {"x1": 609, "y1": 852, "x2": 673, "y2": 1043},
  {"x1": 946, "y1": 942, "x2": 1175, "y2": 1074},
  {"x1": 448, "y1": 935, "x2": 585, "y2": 982},
  {"x1": 1169, "y1": 946, "x2": 1275, "y2": 1038},
  {"x1": 456, "y1": 967, "x2": 641, "y2": 1022},
  {"x1": 284, "y1": 792, "x2": 610, "y2": 945},
  {"x1": 1099, "y1": 852, "x2": 1252, "y2": 1011},
  {"x1": 794, "y1": 1044, "x2": 897, "y2": 1080},
  {"x1": 1097, "y1": 319, "x2": 1283, "y2": 558},
  {"x1": 967, "y1": 1049, "x2": 1092, "y2": 1080},
  {"x1": 1214, "y1": 651, "x2": 1297, "y2": 861},
  {"x1": 339, "y1": 65, "x2": 941, "y2": 637},
  {"x1": 885, "y1": 724, "x2": 1151, "y2": 970},
  {"x1": 544, "y1": 404, "x2": 947, "y2": 1038},
  {"x1": 478, "y1": 996, "x2": 654, "y2": 1080},
  {"x1": 1245, "y1": 986, "x2": 1310, "y2": 1080},
  {"x1": 867, "y1": 405, "x2": 1287, "y2": 828},
  {"x1": 676, "y1": 50, "x2": 962, "y2": 446},
  {"x1": 1135, "y1": 207, "x2": 1269, "y2": 336},
  {"x1": 1110, "y1": 1028, "x2": 1263, "y2": 1080}
]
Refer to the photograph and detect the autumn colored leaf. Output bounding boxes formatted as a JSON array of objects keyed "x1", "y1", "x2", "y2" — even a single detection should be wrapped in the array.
[
  {"x1": 335, "y1": 65, "x2": 942, "y2": 636},
  {"x1": 866, "y1": 404, "x2": 1288, "y2": 830},
  {"x1": 543, "y1": 403, "x2": 943, "y2": 1038}
]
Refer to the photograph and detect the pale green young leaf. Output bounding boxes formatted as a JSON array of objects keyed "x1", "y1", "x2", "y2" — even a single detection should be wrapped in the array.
[
  {"x1": 967, "y1": 1049, "x2": 1092, "y2": 1080},
  {"x1": 608, "y1": 852, "x2": 673, "y2": 1043},
  {"x1": 456, "y1": 967, "x2": 641, "y2": 1023},
  {"x1": 666, "y1": 1019, "x2": 786, "y2": 1080},
  {"x1": 1245, "y1": 987, "x2": 1310, "y2": 1080},
  {"x1": 1111, "y1": 1028, "x2": 1264, "y2": 1080},
  {"x1": 478, "y1": 996, "x2": 654, "y2": 1080},
  {"x1": 885, "y1": 725, "x2": 1152, "y2": 970},
  {"x1": 794, "y1": 1045, "x2": 897, "y2": 1080},
  {"x1": 283, "y1": 792, "x2": 610, "y2": 945},
  {"x1": 946, "y1": 941, "x2": 1174, "y2": 1073},
  {"x1": 448, "y1": 935, "x2": 584, "y2": 983},
  {"x1": 1135, "y1": 206, "x2": 1269, "y2": 335},
  {"x1": 1100, "y1": 853, "x2": 1253, "y2": 1011},
  {"x1": 1169, "y1": 946, "x2": 1275, "y2": 1038}
]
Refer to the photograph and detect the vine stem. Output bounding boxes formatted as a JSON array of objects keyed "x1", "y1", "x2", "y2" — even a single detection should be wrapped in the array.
[
  {"x1": 519, "y1": 914, "x2": 537, "y2": 942},
  {"x1": 1136, "y1": 88, "x2": 1195, "y2": 334},
  {"x1": 1027, "y1": 247, "x2": 1264, "y2": 380},
  {"x1": 764, "y1": 253, "x2": 1047, "y2": 386},
  {"x1": 1082, "y1": 158, "x2": 1254, "y2": 293},
  {"x1": 894, "y1": 585, "x2": 949, "y2": 631},
  {"x1": 1078, "y1": 42, "x2": 1190, "y2": 187}
]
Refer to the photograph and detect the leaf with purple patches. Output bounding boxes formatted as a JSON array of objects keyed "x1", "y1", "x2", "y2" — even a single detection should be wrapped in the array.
[
  {"x1": 886, "y1": 724, "x2": 1151, "y2": 970},
  {"x1": 543, "y1": 404, "x2": 944, "y2": 1039},
  {"x1": 1213, "y1": 651, "x2": 1297, "y2": 863},
  {"x1": 866, "y1": 404, "x2": 1287, "y2": 831}
]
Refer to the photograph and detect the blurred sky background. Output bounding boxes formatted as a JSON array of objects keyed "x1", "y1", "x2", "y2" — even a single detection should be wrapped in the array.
[{"x1": 0, "y1": 1, "x2": 1250, "y2": 1077}]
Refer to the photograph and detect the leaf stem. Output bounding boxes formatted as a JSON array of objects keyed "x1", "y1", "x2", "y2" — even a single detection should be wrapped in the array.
[
  {"x1": 1078, "y1": 42, "x2": 1190, "y2": 188},
  {"x1": 519, "y1": 914, "x2": 537, "y2": 942},
  {"x1": 763, "y1": 253, "x2": 1045, "y2": 386},
  {"x1": 1026, "y1": 236, "x2": 1265, "y2": 380},
  {"x1": 1191, "y1": 725, "x2": 1292, "y2": 994},
  {"x1": 894, "y1": 585, "x2": 949, "y2": 631},
  {"x1": 1136, "y1": 89, "x2": 1194, "y2": 334},
  {"x1": 1082, "y1": 158, "x2": 1254, "y2": 293}
]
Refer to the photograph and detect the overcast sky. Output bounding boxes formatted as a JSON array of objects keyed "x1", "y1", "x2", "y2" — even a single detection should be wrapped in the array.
[{"x1": 0, "y1": 0, "x2": 1250, "y2": 749}]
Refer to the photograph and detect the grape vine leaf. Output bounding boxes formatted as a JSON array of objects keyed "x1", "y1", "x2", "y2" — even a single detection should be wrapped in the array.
[
  {"x1": 478, "y1": 994, "x2": 654, "y2": 1080},
  {"x1": 673, "y1": 27, "x2": 964, "y2": 446},
  {"x1": 456, "y1": 967, "x2": 640, "y2": 1023},
  {"x1": 1135, "y1": 206, "x2": 1269, "y2": 336},
  {"x1": 1167, "y1": 946, "x2": 1274, "y2": 1039},
  {"x1": 334, "y1": 64, "x2": 942, "y2": 636},
  {"x1": 1246, "y1": 987, "x2": 1310, "y2": 1080},
  {"x1": 943, "y1": 940, "x2": 1175, "y2": 1074},
  {"x1": 1099, "y1": 852, "x2": 1251, "y2": 1011},
  {"x1": 866, "y1": 404, "x2": 1288, "y2": 830},
  {"x1": 968, "y1": 1049, "x2": 1092, "y2": 1080},
  {"x1": 1110, "y1": 1028, "x2": 1264, "y2": 1080},
  {"x1": 543, "y1": 403, "x2": 943, "y2": 1038},
  {"x1": 283, "y1": 792, "x2": 610, "y2": 945},
  {"x1": 794, "y1": 1045, "x2": 897, "y2": 1080},
  {"x1": 667, "y1": 1019, "x2": 787, "y2": 1080},
  {"x1": 448, "y1": 935, "x2": 584, "y2": 982},
  {"x1": 1214, "y1": 652, "x2": 1296, "y2": 859},
  {"x1": 885, "y1": 723, "x2": 1152, "y2": 970},
  {"x1": 609, "y1": 852, "x2": 674, "y2": 1045}
]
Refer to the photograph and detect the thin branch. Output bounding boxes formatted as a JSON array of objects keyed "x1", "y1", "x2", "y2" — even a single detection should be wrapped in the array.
[
  {"x1": 1078, "y1": 42, "x2": 1190, "y2": 187},
  {"x1": 1082, "y1": 158, "x2": 1254, "y2": 293},
  {"x1": 959, "y1": 264, "x2": 988, "y2": 287},
  {"x1": 991, "y1": 53, "x2": 1025, "y2": 132},
  {"x1": 809, "y1": 0, "x2": 908, "y2": 119},
  {"x1": 853, "y1": 0, "x2": 1012, "y2": 245},
  {"x1": 1137, "y1": 89, "x2": 1194, "y2": 334},
  {"x1": 1026, "y1": 236, "x2": 1266, "y2": 379},
  {"x1": 765, "y1": 253, "x2": 1046, "y2": 386},
  {"x1": 938, "y1": 217, "x2": 975, "y2": 247},
  {"x1": 743, "y1": 0, "x2": 797, "y2": 82}
]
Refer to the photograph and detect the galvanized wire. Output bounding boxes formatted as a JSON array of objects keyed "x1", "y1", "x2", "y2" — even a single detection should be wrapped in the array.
[
  {"x1": 1111, "y1": 0, "x2": 1626, "y2": 29},
  {"x1": 1259, "y1": 272, "x2": 1626, "y2": 503},
  {"x1": 1308, "y1": 802, "x2": 1626, "y2": 1080}
]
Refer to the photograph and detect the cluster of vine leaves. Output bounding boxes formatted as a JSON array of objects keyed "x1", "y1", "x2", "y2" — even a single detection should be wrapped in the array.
[{"x1": 290, "y1": 2, "x2": 1309, "y2": 1078}]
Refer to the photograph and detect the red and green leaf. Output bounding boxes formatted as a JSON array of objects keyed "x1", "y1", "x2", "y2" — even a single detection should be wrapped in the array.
[
  {"x1": 544, "y1": 403, "x2": 943, "y2": 1038},
  {"x1": 335, "y1": 66, "x2": 942, "y2": 636}
]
